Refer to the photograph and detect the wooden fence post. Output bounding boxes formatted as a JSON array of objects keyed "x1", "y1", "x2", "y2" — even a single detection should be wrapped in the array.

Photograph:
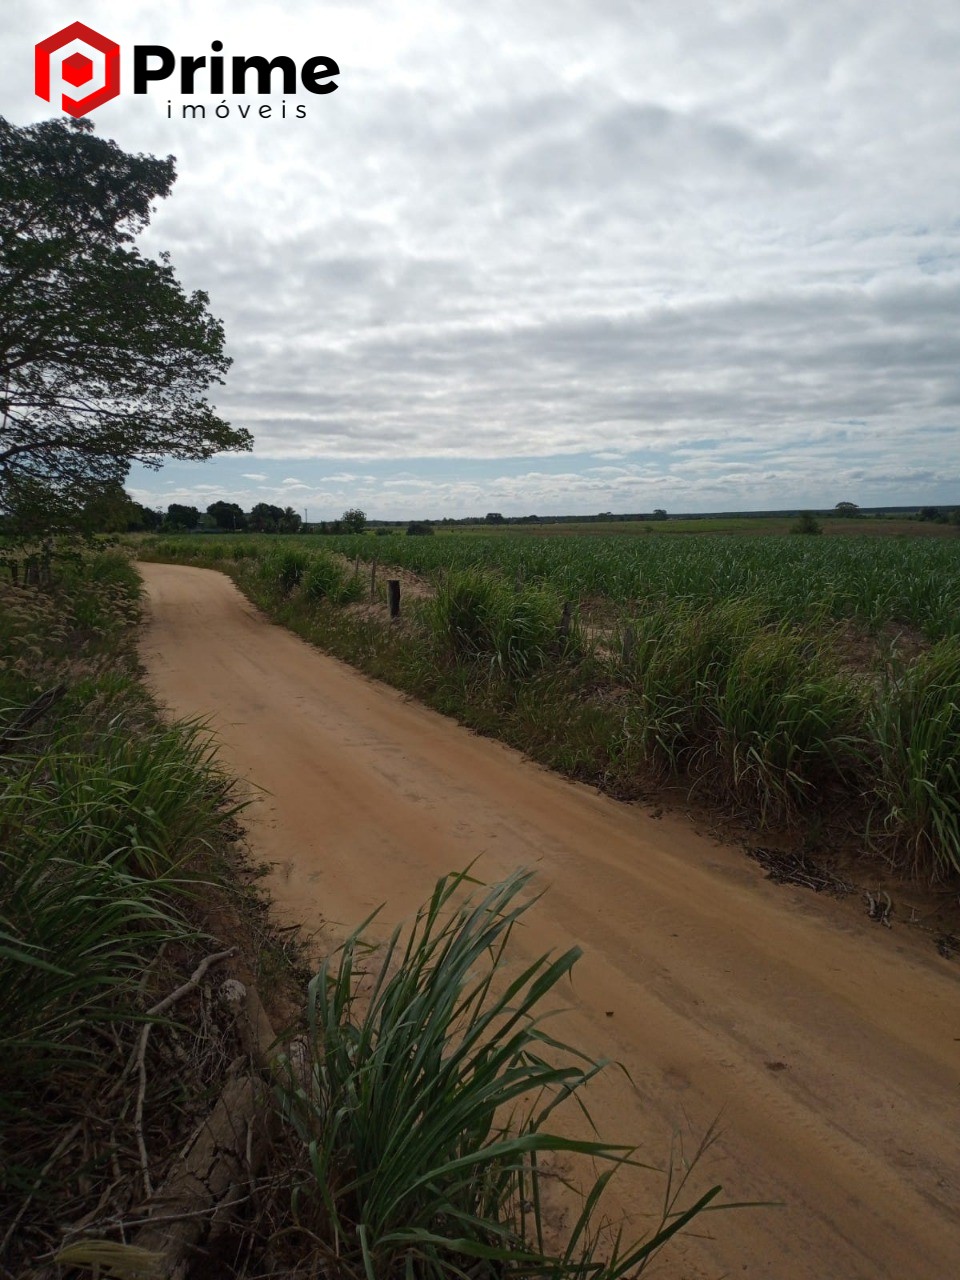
[
  {"x1": 558, "y1": 602, "x2": 573, "y2": 640},
  {"x1": 622, "y1": 625, "x2": 636, "y2": 666},
  {"x1": 370, "y1": 556, "x2": 378, "y2": 601},
  {"x1": 388, "y1": 579, "x2": 401, "y2": 618}
]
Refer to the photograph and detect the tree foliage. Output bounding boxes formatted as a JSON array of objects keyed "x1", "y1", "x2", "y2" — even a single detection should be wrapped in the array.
[
  {"x1": 164, "y1": 503, "x2": 199, "y2": 530},
  {"x1": 340, "y1": 507, "x2": 366, "y2": 534},
  {"x1": 249, "y1": 502, "x2": 301, "y2": 533},
  {"x1": 0, "y1": 116, "x2": 251, "y2": 529},
  {"x1": 249, "y1": 502, "x2": 284, "y2": 532},
  {"x1": 207, "y1": 500, "x2": 247, "y2": 531}
]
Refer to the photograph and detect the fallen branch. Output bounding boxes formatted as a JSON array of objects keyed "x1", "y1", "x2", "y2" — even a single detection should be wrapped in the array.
[
  {"x1": 25, "y1": 970, "x2": 303, "y2": 1280},
  {"x1": 2, "y1": 947, "x2": 238, "y2": 1259},
  {"x1": 127, "y1": 979, "x2": 306, "y2": 1279},
  {"x1": 132, "y1": 948, "x2": 238, "y2": 1198},
  {"x1": 130, "y1": 1075, "x2": 270, "y2": 1279},
  {"x1": 0, "y1": 682, "x2": 66, "y2": 753}
]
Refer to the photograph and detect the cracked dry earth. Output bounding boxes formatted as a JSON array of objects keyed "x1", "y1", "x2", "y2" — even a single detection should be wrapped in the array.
[{"x1": 138, "y1": 561, "x2": 960, "y2": 1280}]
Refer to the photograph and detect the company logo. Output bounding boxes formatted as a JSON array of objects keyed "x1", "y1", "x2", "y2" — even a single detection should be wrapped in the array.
[
  {"x1": 35, "y1": 25, "x2": 339, "y2": 122},
  {"x1": 35, "y1": 21, "x2": 120, "y2": 118}
]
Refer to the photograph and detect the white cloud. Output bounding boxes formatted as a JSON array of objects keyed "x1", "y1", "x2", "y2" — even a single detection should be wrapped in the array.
[{"x1": 7, "y1": 0, "x2": 960, "y2": 511}]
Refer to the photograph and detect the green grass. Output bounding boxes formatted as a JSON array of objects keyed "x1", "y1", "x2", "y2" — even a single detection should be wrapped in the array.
[
  {"x1": 434, "y1": 516, "x2": 958, "y2": 539},
  {"x1": 273, "y1": 868, "x2": 726, "y2": 1278},
  {"x1": 302, "y1": 531, "x2": 960, "y2": 639},
  {"x1": 868, "y1": 637, "x2": 960, "y2": 877},
  {"x1": 138, "y1": 529, "x2": 960, "y2": 637},
  {"x1": 424, "y1": 568, "x2": 574, "y2": 679},
  {"x1": 0, "y1": 550, "x2": 252, "y2": 1236},
  {"x1": 707, "y1": 626, "x2": 861, "y2": 821},
  {"x1": 302, "y1": 551, "x2": 365, "y2": 605},
  {"x1": 0, "y1": 817, "x2": 198, "y2": 1100}
]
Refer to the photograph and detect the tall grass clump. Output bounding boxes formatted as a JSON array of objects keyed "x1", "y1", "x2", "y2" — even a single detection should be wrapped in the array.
[
  {"x1": 426, "y1": 569, "x2": 572, "y2": 679},
  {"x1": 618, "y1": 603, "x2": 862, "y2": 822},
  {"x1": 707, "y1": 628, "x2": 862, "y2": 821},
  {"x1": 0, "y1": 707, "x2": 239, "y2": 1106},
  {"x1": 867, "y1": 637, "x2": 960, "y2": 877},
  {"x1": 618, "y1": 600, "x2": 765, "y2": 774},
  {"x1": 34, "y1": 715, "x2": 238, "y2": 878},
  {"x1": 262, "y1": 546, "x2": 311, "y2": 594},
  {"x1": 0, "y1": 836, "x2": 198, "y2": 1109},
  {"x1": 274, "y1": 868, "x2": 723, "y2": 1279},
  {"x1": 302, "y1": 552, "x2": 364, "y2": 605},
  {"x1": 231, "y1": 541, "x2": 262, "y2": 561}
]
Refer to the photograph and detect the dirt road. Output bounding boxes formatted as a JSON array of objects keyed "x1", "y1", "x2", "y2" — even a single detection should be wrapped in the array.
[{"x1": 138, "y1": 562, "x2": 960, "y2": 1280}]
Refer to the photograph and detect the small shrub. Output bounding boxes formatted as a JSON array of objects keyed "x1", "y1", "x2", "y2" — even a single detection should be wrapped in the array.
[{"x1": 791, "y1": 513, "x2": 822, "y2": 535}]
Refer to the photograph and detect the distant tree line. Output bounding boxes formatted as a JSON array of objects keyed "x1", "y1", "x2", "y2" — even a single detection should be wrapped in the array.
[
  {"x1": 43, "y1": 488, "x2": 960, "y2": 537},
  {"x1": 58, "y1": 489, "x2": 371, "y2": 536},
  {"x1": 161, "y1": 503, "x2": 368, "y2": 534},
  {"x1": 430, "y1": 509, "x2": 671, "y2": 527}
]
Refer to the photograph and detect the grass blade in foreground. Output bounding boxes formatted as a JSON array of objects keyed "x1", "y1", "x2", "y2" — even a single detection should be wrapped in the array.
[{"x1": 274, "y1": 868, "x2": 725, "y2": 1278}]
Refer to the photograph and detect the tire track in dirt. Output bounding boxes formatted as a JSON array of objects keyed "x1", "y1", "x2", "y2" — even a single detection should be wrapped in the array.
[{"x1": 138, "y1": 562, "x2": 960, "y2": 1280}]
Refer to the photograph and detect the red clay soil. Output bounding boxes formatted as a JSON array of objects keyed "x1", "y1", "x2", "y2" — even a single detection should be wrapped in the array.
[{"x1": 138, "y1": 562, "x2": 960, "y2": 1280}]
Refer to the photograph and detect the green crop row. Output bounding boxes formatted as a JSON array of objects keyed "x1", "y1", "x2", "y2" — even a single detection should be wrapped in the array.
[{"x1": 309, "y1": 531, "x2": 960, "y2": 639}]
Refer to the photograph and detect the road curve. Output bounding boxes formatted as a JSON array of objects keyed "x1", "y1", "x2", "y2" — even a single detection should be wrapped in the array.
[{"x1": 138, "y1": 562, "x2": 960, "y2": 1280}]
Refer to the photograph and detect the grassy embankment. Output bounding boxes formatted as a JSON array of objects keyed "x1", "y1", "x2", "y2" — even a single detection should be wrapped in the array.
[
  {"x1": 0, "y1": 549, "x2": 277, "y2": 1268},
  {"x1": 140, "y1": 533, "x2": 960, "y2": 883},
  {"x1": 3, "y1": 547, "x2": 725, "y2": 1278}
]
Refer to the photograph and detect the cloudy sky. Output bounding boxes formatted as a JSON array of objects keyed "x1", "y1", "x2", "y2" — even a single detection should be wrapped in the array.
[{"x1": 5, "y1": 1, "x2": 960, "y2": 518}]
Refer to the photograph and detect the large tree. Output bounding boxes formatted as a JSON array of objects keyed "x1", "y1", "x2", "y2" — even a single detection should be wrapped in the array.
[
  {"x1": 249, "y1": 501, "x2": 284, "y2": 532},
  {"x1": 164, "y1": 503, "x2": 199, "y2": 530},
  {"x1": 207, "y1": 500, "x2": 247, "y2": 531},
  {"x1": 0, "y1": 116, "x2": 251, "y2": 528},
  {"x1": 341, "y1": 507, "x2": 366, "y2": 534}
]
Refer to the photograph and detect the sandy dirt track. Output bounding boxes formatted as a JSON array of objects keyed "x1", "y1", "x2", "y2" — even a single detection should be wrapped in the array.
[{"x1": 138, "y1": 562, "x2": 960, "y2": 1280}]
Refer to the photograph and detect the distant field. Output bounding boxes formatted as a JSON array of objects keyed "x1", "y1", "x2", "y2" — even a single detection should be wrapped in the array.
[
  {"x1": 439, "y1": 516, "x2": 959, "y2": 539},
  {"x1": 313, "y1": 530, "x2": 960, "y2": 638},
  {"x1": 144, "y1": 526, "x2": 960, "y2": 637},
  {"x1": 146, "y1": 526, "x2": 960, "y2": 638}
]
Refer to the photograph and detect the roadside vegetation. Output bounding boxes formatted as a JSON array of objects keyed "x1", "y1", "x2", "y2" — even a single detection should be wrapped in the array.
[
  {"x1": 141, "y1": 533, "x2": 960, "y2": 880},
  {"x1": 0, "y1": 548, "x2": 269, "y2": 1269}
]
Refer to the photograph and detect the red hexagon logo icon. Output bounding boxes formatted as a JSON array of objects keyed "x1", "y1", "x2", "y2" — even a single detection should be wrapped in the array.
[{"x1": 35, "y1": 22, "x2": 120, "y2": 118}]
